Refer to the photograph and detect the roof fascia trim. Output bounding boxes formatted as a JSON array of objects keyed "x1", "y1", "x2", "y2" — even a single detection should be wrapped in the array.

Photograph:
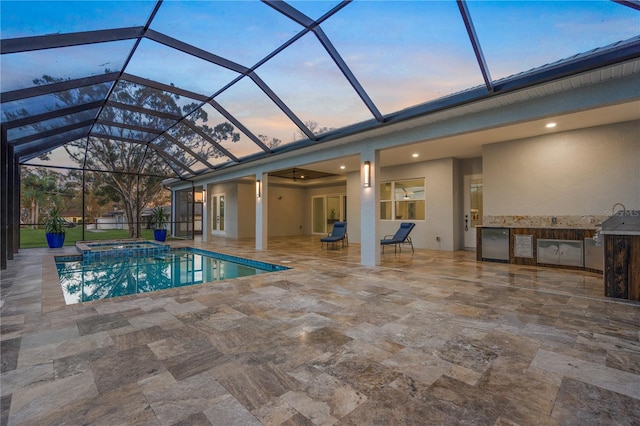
[{"x1": 494, "y1": 37, "x2": 640, "y2": 92}]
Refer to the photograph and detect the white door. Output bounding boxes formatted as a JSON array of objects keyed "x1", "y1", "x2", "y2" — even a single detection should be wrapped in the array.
[
  {"x1": 210, "y1": 193, "x2": 225, "y2": 236},
  {"x1": 463, "y1": 175, "x2": 483, "y2": 249}
]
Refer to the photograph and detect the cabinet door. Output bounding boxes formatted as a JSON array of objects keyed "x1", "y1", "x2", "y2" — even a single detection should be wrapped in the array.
[{"x1": 604, "y1": 235, "x2": 629, "y2": 299}]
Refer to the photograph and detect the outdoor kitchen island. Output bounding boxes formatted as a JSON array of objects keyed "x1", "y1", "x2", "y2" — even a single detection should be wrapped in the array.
[
  {"x1": 600, "y1": 210, "x2": 640, "y2": 301},
  {"x1": 477, "y1": 225, "x2": 602, "y2": 273}
]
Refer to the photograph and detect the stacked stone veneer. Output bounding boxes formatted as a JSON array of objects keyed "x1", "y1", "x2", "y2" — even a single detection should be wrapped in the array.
[{"x1": 482, "y1": 215, "x2": 608, "y2": 229}]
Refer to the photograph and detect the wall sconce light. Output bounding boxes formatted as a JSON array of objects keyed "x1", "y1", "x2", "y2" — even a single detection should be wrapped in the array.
[
  {"x1": 202, "y1": 188, "x2": 206, "y2": 204},
  {"x1": 363, "y1": 161, "x2": 371, "y2": 188},
  {"x1": 256, "y1": 180, "x2": 261, "y2": 198}
]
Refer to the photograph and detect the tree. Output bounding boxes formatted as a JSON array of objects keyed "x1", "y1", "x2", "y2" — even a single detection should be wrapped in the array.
[
  {"x1": 14, "y1": 71, "x2": 244, "y2": 238},
  {"x1": 20, "y1": 167, "x2": 72, "y2": 228},
  {"x1": 178, "y1": 106, "x2": 241, "y2": 160},
  {"x1": 258, "y1": 134, "x2": 282, "y2": 150},
  {"x1": 66, "y1": 138, "x2": 167, "y2": 238},
  {"x1": 44, "y1": 76, "x2": 240, "y2": 238},
  {"x1": 297, "y1": 120, "x2": 335, "y2": 140}
]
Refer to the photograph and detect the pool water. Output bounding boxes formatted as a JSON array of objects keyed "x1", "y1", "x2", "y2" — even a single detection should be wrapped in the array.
[{"x1": 55, "y1": 247, "x2": 289, "y2": 304}]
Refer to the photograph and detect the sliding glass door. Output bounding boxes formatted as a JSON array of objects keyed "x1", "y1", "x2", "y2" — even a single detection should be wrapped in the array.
[{"x1": 312, "y1": 195, "x2": 346, "y2": 234}]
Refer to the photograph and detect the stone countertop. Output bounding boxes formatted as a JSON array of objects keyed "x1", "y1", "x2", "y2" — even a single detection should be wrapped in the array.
[
  {"x1": 477, "y1": 225, "x2": 598, "y2": 230},
  {"x1": 481, "y1": 215, "x2": 605, "y2": 230}
]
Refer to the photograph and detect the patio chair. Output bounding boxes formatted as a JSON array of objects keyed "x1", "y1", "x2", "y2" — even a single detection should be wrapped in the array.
[
  {"x1": 381, "y1": 222, "x2": 415, "y2": 253},
  {"x1": 321, "y1": 222, "x2": 348, "y2": 248}
]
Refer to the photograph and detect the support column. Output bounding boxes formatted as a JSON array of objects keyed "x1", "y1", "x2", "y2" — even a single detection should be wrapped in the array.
[
  {"x1": 201, "y1": 185, "x2": 208, "y2": 242},
  {"x1": 361, "y1": 149, "x2": 380, "y2": 266},
  {"x1": 255, "y1": 173, "x2": 268, "y2": 250},
  {"x1": 1, "y1": 127, "x2": 8, "y2": 269},
  {"x1": 170, "y1": 190, "x2": 176, "y2": 238},
  {"x1": 81, "y1": 169, "x2": 86, "y2": 242},
  {"x1": 7, "y1": 142, "x2": 16, "y2": 258},
  {"x1": 12, "y1": 151, "x2": 20, "y2": 255}
]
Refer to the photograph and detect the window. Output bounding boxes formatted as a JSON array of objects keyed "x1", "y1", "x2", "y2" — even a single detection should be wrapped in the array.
[
  {"x1": 380, "y1": 178, "x2": 425, "y2": 220},
  {"x1": 470, "y1": 178, "x2": 483, "y2": 227}
]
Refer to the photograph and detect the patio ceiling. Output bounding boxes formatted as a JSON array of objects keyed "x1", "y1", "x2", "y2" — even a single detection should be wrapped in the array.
[{"x1": 2, "y1": 0, "x2": 639, "y2": 180}]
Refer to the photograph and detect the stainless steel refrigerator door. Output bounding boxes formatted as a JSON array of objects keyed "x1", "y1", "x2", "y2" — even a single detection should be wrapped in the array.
[{"x1": 481, "y1": 228, "x2": 510, "y2": 261}]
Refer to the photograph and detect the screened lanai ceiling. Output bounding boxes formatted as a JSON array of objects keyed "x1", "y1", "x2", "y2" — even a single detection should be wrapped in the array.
[{"x1": 2, "y1": 0, "x2": 639, "y2": 180}]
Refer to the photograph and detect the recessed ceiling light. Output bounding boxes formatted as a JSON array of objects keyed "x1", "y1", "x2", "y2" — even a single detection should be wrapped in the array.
[
  {"x1": 340, "y1": 165, "x2": 345, "y2": 170},
  {"x1": 412, "y1": 153, "x2": 419, "y2": 158},
  {"x1": 546, "y1": 122, "x2": 557, "y2": 128}
]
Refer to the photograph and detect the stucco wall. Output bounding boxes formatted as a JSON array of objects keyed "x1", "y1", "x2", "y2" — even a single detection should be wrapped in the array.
[
  {"x1": 483, "y1": 120, "x2": 640, "y2": 216},
  {"x1": 228, "y1": 182, "x2": 348, "y2": 238},
  {"x1": 237, "y1": 182, "x2": 255, "y2": 239},
  {"x1": 267, "y1": 185, "x2": 307, "y2": 236},
  {"x1": 340, "y1": 159, "x2": 457, "y2": 250},
  {"x1": 459, "y1": 157, "x2": 482, "y2": 176},
  {"x1": 452, "y1": 158, "x2": 463, "y2": 250},
  {"x1": 346, "y1": 171, "x2": 362, "y2": 243}
]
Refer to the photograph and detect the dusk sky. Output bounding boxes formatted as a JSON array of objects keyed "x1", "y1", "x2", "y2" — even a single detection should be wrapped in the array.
[{"x1": 2, "y1": 1, "x2": 638, "y2": 169}]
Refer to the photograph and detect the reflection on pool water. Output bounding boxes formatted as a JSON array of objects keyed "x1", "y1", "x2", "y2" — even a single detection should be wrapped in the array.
[{"x1": 55, "y1": 247, "x2": 289, "y2": 304}]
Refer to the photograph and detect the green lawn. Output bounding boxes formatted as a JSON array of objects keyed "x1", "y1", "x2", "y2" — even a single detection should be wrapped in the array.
[{"x1": 20, "y1": 227, "x2": 157, "y2": 248}]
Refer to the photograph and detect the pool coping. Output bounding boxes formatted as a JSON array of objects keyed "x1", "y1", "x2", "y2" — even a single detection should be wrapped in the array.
[{"x1": 42, "y1": 251, "x2": 72, "y2": 313}]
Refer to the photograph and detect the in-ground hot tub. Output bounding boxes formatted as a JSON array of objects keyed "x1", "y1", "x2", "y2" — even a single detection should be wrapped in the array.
[{"x1": 75, "y1": 239, "x2": 170, "y2": 261}]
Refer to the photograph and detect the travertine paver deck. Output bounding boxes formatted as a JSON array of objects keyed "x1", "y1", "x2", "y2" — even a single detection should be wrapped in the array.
[{"x1": 1, "y1": 236, "x2": 639, "y2": 425}]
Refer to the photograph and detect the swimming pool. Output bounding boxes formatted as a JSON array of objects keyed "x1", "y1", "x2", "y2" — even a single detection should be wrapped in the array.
[{"x1": 55, "y1": 247, "x2": 289, "y2": 304}]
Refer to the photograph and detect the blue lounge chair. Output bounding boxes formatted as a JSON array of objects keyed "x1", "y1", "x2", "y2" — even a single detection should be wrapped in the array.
[
  {"x1": 321, "y1": 222, "x2": 348, "y2": 248},
  {"x1": 381, "y1": 222, "x2": 415, "y2": 253}
]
